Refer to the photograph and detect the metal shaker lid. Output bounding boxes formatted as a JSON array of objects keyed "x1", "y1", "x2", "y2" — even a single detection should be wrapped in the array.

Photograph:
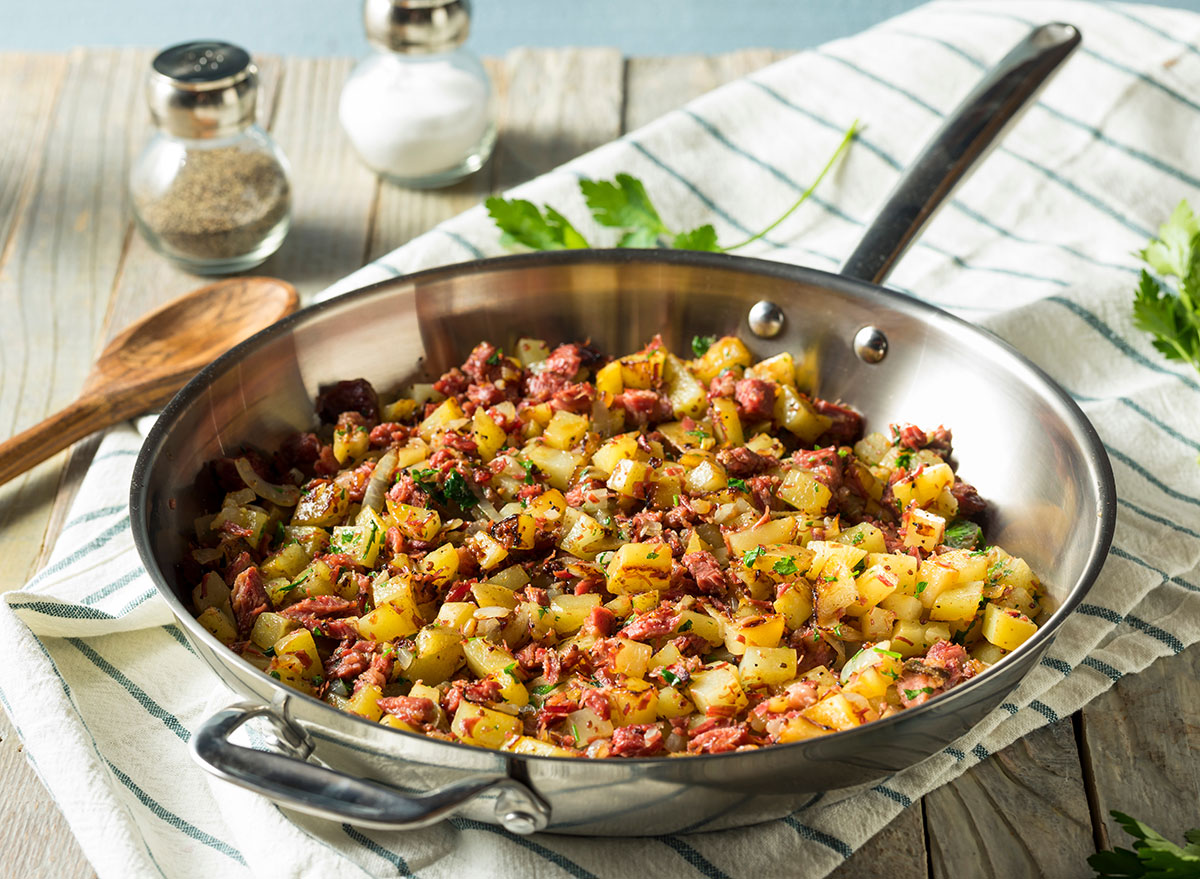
[
  {"x1": 363, "y1": 0, "x2": 471, "y2": 54},
  {"x1": 147, "y1": 41, "x2": 258, "y2": 139}
]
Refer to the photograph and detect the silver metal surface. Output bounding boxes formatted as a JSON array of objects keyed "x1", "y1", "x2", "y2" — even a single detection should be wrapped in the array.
[
  {"x1": 363, "y1": 0, "x2": 471, "y2": 54},
  {"x1": 747, "y1": 300, "x2": 786, "y2": 338},
  {"x1": 840, "y1": 22, "x2": 1081, "y2": 285},
  {"x1": 147, "y1": 41, "x2": 258, "y2": 139},
  {"x1": 130, "y1": 23, "x2": 1113, "y2": 837},
  {"x1": 853, "y1": 326, "x2": 888, "y2": 363}
]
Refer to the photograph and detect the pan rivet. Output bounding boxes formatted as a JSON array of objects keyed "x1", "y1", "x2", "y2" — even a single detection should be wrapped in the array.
[
  {"x1": 854, "y1": 326, "x2": 888, "y2": 363},
  {"x1": 748, "y1": 300, "x2": 785, "y2": 338},
  {"x1": 502, "y1": 810, "x2": 539, "y2": 835}
]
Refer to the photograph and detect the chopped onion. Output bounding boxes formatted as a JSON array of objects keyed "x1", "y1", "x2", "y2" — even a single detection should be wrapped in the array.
[
  {"x1": 361, "y1": 449, "x2": 398, "y2": 513},
  {"x1": 591, "y1": 395, "x2": 613, "y2": 438},
  {"x1": 840, "y1": 640, "x2": 892, "y2": 683},
  {"x1": 234, "y1": 458, "x2": 301, "y2": 507},
  {"x1": 191, "y1": 546, "x2": 223, "y2": 564},
  {"x1": 392, "y1": 645, "x2": 414, "y2": 671},
  {"x1": 474, "y1": 605, "x2": 512, "y2": 620},
  {"x1": 467, "y1": 480, "x2": 501, "y2": 522}
]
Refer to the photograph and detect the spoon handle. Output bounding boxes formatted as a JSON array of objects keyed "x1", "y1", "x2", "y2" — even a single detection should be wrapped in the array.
[{"x1": 0, "y1": 393, "x2": 122, "y2": 488}]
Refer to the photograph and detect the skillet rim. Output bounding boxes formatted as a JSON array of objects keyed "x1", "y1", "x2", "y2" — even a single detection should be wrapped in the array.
[{"x1": 130, "y1": 246, "x2": 1117, "y2": 766}]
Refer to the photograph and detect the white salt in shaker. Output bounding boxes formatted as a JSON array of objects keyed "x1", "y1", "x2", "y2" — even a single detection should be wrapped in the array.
[{"x1": 340, "y1": 0, "x2": 496, "y2": 188}]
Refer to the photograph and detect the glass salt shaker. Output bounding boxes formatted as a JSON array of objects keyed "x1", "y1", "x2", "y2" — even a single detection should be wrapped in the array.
[
  {"x1": 340, "y1": 0, "x2": 497, "y2": 188},
  {"x1": 130, "y1": 41, "x2": 292, "y2": 274}
]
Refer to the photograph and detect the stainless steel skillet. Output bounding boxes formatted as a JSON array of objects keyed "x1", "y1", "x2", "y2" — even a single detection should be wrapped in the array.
[{"x1": 130, "y1": 22, "x2": 1113, "y2": 837}]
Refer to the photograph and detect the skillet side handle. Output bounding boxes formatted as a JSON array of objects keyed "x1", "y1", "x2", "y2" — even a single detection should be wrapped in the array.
[
  {"x1": 839, "y1": 22, "x2": 1080, "y2": 286},
  {"x1": 191, "y1": 702, "x2": 551, "y2": 834}
]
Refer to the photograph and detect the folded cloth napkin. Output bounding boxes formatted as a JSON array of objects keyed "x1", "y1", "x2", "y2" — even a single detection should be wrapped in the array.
[{"x1": 5, "y1": 1, "x2": 1200, "y2": 877}]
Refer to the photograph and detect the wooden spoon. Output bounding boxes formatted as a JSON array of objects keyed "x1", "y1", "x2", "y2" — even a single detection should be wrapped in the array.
[{"x1": 0, "y1": 276, "x2": 299, "y2": 488}]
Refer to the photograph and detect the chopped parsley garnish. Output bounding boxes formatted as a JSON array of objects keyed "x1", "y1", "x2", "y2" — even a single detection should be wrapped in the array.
[
  {"x1": 773, "y1": 556, "x2": 798, "y2": 576},
  {"x1": 837, "y1": 447, "x2": 850, "y2": 458},
  {"x1": 903, "y1": 687, "x2": 934, "y2": 699},
  {"x1": 915, "y1": 581, "x2": 928, "y2": 595},
  {"x1": 742, "y1": 546, "x2": 766, "y2": 567},
  {"x1": 411, "y1": 467, "x2": 437, "y2": 483},
  {"x1": 503, "y1": 662, "x2": 517, "y2": 676},
  {"x1": 532, "y1": 683, "x2": 558, "y2": 695},
  {"x1": 871, "y1": 646, "x2": 903, "y2": 659},
  {"x1": 519, "y1": 459, "x2": 537, "y2": 484},
  {"x1": 441, "y1": 470, "x2": 478, "y2": 510},
  {"x1": 537, "y1": 605, "x2": 550, "y2": 618},
  {"x1": 311, "y1": 674, "x2": 324, "y2": 685},
  {"x1": 486, "y1": 350, "x2": 501, "y2": 365},
  {"x1": 850, "y1": 531, "x2": 864, "y2": 545},
  {"x1": 660, "y1": 669, "x2": 680, "y2": 686},
  {"x1": 646, "y1": 550, "x2": 659, "y2": 559},
  {"x1": 943, "y1": 519, "x2": 983, "y2": 550},
  {"x1": 691, "y1": 335, "x2": 718, "y2": 357},
  {"x1": 728, "y1": 477, "x2": 747, "y2": 491},
  {"x1": 679, "y1": 619, "x2": 694, "y2": 632},
  {"x1": 896, "y1": 450, "x2": 913, "y2": 469},
  {"x1": 685, "y1": 428, "x2": 710, "y2": 439}
]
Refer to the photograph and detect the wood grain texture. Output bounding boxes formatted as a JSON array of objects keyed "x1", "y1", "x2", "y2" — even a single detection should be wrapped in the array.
[
  {"x1": 1081, "y1": 641, "x2": 1200, "y2": 851},
  {"x1": 829, "y1": 802, "x2": 928, "y2": 879},
  {"x1": 0, "y1": 49, "x2": 144, "y2": 591},
  {"x1": 926, "y1": 720, "x2": 1096, "y2": 879}
]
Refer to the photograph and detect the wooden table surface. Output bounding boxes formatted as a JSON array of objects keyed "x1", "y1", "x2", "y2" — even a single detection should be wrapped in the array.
[{"x1": 0, "y1": 47, "x2": 1196, "y2": 879}]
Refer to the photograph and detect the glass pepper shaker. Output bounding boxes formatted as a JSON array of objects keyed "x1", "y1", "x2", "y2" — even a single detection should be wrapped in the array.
[
  {"x1": 130, "y1": 41, "x2": 292, "y2": 274},
  {"x1": 340, "y1": 0, "x2": 497, "y2": 188}
]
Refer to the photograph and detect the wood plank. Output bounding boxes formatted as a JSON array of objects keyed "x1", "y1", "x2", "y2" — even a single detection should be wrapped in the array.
[
  {"x1": 624, "y1": 49, "x2": 791, "y2": 131},
  {"x1": 829, "y1": 803, "x2": 928, "y2": 879},
  {"x1": 926, "y1": 720, "x2": 1095, "y2": 879},
  {"x1": 0, "y1": 48, "x2": 144, "y2": 592},
  {"x1": 1080, "y1": 641, "x2": 1200, "y2": 852}
]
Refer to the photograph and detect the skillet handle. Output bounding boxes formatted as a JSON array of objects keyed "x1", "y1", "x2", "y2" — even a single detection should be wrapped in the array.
[
  {"x1": 840, "y1": 22, "x2": 1081, "y2": 285},
  {"x1": 191, "y1": 702, "x2": 551, "y2": 834}
]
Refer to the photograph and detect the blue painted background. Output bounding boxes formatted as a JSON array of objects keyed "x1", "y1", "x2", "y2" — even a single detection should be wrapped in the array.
[{"x1": 6, "y1": 0, "x2": 1200, "y2": 56}]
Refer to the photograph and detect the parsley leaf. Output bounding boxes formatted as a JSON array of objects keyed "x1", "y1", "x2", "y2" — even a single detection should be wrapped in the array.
[
  {"x1": 728, "y1": 477, "x2": 747, "y2": 491},
  {"x1": 660, "y1": 669, "x2": 680, "y2": 686},
  {"x1": 773, "y1": 556, "x2": 798, "y2": 576},
  {"x1": 441, "y1": 470, "x2": 478, "y2": 510},
  {"x1": 896, "y1": 449, "x2": 913, "y2": 469},
  {"x1": 679, "y1": 619, "x2": 693, "y2": 632},
  {"x1": 1133, "y1": 200, "x2": 1200, "y2": 377},
  {"x1": 915, "y1": 581, "x2": 928, "y2": 596},
  {"x1": 673, "y1": 225, "x2": 721, "y2": 252},
  {"x1": 903, "y1": 686, "x2": 934, "y2": 699},
  {"x1": 485, "y1": 197, "x2": 591, "y2": 250},
  {"x1": 1088, "y1": 810, "x2": 1200, "y2": 879},
  {"x1": 742, "y1": 546, "x2": 766, "y2": 567},
  {"x1": 580, "y1": 173, "x2": 669, "y2": 247},
  {"x1": 532, "y1": 683, "x2": 558, "y2": 695},
  {"x1": 692, "y1": 334, "x2": 718, "y2": 357},
  {"x1": 943, "y1": 519, "x2": 984, "y2": 550}
]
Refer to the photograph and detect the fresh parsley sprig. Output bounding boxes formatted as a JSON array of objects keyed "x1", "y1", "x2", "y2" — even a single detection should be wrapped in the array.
[
  {"x1": 1088, "y1": 811, "x2": 1200, "y2": 878},
  {"x1": 485, "y1": 120, "x2": 859, "y2": 253},
  {"x1": 1133, "y1": 200, "x2": 1200, "y2": 376}
]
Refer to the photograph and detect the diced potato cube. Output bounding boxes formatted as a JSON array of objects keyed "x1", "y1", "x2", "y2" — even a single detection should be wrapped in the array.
[
  {"x1": 801, "y1": 693, "x2": 863, "y2": 731},
  {"x1": 879, "y1": 592, "x2": 923, "y2": 621},
  {"x1": 860, "y1": 606, "x2": 897, "y2": 640},
  {"x1": 192, "y1": 571, "x2": 231, "y2": 613},
  {"x1": 607, "y1": 458, "x2": 652, "y2": 498},
  {"x1": 466, "y1": 531, "x2": 509, "y2": 571},
  {"x1": 493, "y1": 671, "x2": 529, "y2": 707},
  {"x1": 197, "y1": 606, "x2": 237, "y2": 645},
  {"x1": 274, "y1": 628, "x2": 321, "y2": 677},
  {"x1": 834, "y1": 522, "x2": 887, "y2": 554},
  {"x1": 774, "y1": 584, "x2": 814, "y2": 629},
  {"x1": 711, "y1": 397, "x2": 744, "y2": 447},
  {"x1": 524, "y1": 442, "x2": 584, "y2": 491},
  {"x1": 773, "y1": 384, "x2": 832, "y2": 442},
  {"x1": 348, "y1": 683, "x2": 385, "y2": 721},
  {"x1": 558, "y1": 510, "x2": 607, "y2": 559},
  {"x1": 418, "y1": 398, "x2": 466, "y2": 443},
  {"x1": 264, "y1": 653, "x2": 313, "y2": 692},
  {"x1": 612, "y1": 639, "x2": 653, "y2": 679},
  {"x1": 358, "y1": 602, "x2": 420, "y2": 641},
  {"x1": 684, "y1": 458, "x2": 728, "y2": 494},
  {"x1": 250, "y1": 612, "x2": 297, "y2": 650},
  {"x1": 656, "y1": 686, "x2": 695, "y2": 719},
  {"x1": 591, "y1": 432, "x2": 641, "y2": 477},
  {"x1": 846, "y1": 564, "x2": 900, "y2": 616},
  {"x1": 739, "y1": 646, "x2": 798, "y2": 687},
  {"x1": 451, "y1": 703, "x2": 521, "y2": 749},
  {"x1": 260, "y1": 542, "x2": 312, "y2": 581},
  {"x1": 916, "y1": 557, "x2": 960, "y2": 608},
  {"x1": 981, "y1": 603, "x2": 1039, "y2": 651},
  {"x1": 487, "y1": 564, "x2": 531, "y2": 591},
  {"x1": 970, "y1": 641, "x2": 1008, "y2": 665},
  {"x1": 594, "y1": 361, "x2": 624, "y2": 396},
  {"x1": 619, "y1": 348, "x2": 666, "y2": 389},
  {"x1": 333, "y1": 422, "x2": 370, "y2": 464},
  {"x1": 387, "y1": 502, "x2": 441, "y2": 543},
  {"x1": 778, "y1": 469, "x2": 832, "y2": 515},
  {"x1": 688, "y1": 662, "x2": 749, "y2": 715},
  {"x1": 463, "y1": 638, "x2": 518, "y2": 678},
  {"x1": 607, "y1": 678, "x2": 659, "y2": 726},
  {"x1": 516, "y1": 338, "x2": 551, "y2": 367},
  {"x1": 890, "y1": 620, "x2": 927, "y2": 657},
  {"x1": 473, "y1": 408, "x2": 507, "y2": 461},
  {"x1": 726, "y1": 517, "x2": 798, "y2": 558},
  {"x1": 566, "y1": 706, "x2": 614, "y2": 744},
  {"x1": 527, "y1": 488, "x2": 567, "y2": 525},
  {"x1": 902, "y1": 506, "x2": 945, "y2": 552},
  {"x1": 692, "y1": 336, "x2": 752, "y2": 384},
  {"x1": 815, "y1": 562, "x2": 859, "y2": 625},
  {"x1": 435, "y1": 602, "x2": 478, "y2": 633},
  {"x1": 471, "y1": 581, "x2": 519, "y2": 610},
  {"x1": 419, "y1": 543, "x2": 459, "y2": 586},
  {"x1": 605, "y1": 541, "x2": 672, "y2": 594},
  {"x1": 664, "y1": 353, "x2": 708, "y2": 419},
  {"x1": 914, "y1": 462, "x2": 955, "y2": 505},
  {"x1": 930, "y1": 580, "x2": 985, "y2": 622},
  {"x1": 745, "y1": 352, "x2": 796, "y2": 387},
  {"x1": 542, "y1": 410, "x2": 589, "y2": 452},
  {"x1": 723, "y1": 613, "x2": 785, "y2": 656},
  {"x1": 868, "y1": 553, "x2": 918, "y2": 593},
  {"x1": 776, "y1": 715, "x2": 829, "y2": 743},
  {"x1": 649, "y1": 642, "x2": 684, "y2": 670},
  {"x1": 405, "y1": 624, "x2": 464, "y2": 685},
  {"x1": 506, "y1": 736, "x2": 577, "y2": 757},
  {"x1": 550, "y1": 593, "x2": 601, "y2": 634},
  {"x1": 675, "y1": 610, "x2": 723, "y2": 646}
]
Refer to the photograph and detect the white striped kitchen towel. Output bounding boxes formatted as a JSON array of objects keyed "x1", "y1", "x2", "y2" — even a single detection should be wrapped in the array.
[{"x1": 3, "y1": 2, "x2": 1200, "y2": 877}]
